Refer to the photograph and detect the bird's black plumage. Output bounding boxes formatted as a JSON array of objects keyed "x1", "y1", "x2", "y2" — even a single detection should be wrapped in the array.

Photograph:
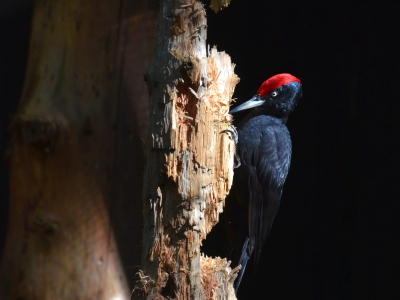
[{"x1": 225, "y1": 74, "x2": 302, "y2": 292}]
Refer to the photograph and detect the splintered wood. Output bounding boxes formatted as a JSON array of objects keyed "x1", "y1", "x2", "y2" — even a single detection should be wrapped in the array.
[
  {"x1": 209, "y1": 0, "x2": 232, "y2": 13},
  {"x1": 200, "y1": 256, "x2": 239, "y2": 300},
  {"x1": 166, "y1": 47, "x2": 238, "y2": 238},
  {"x1": 136, "y1": 0, "x2": 239, "y2": 299}
]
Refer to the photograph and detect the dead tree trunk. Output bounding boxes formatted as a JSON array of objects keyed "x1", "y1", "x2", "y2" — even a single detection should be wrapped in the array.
[
  {"x1": 133, "y1": 0, "x2": 239, "y2": 299},
  {"x1": 0, "y1": 0, "x2": 158, "y2": 299}
]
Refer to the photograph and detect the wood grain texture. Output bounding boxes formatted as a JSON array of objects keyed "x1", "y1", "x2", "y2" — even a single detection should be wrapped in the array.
[
  {"x1": 135, "y1": 1, "x2": 239, "y2": 299},
  {"x1": 0, "y1": 0, "x2": 158, "y2": 299}
]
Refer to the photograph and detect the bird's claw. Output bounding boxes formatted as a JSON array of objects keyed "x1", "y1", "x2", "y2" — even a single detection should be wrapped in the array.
[
  {"x1": 221, "y1": 126, "x2": 238, "y2": 145},
  {"x1": 221, "y1": 126, "x2": 241, "y2": 168},
  {"x1": 233, "y1": 157, "x2": 241, "y2": 168}
]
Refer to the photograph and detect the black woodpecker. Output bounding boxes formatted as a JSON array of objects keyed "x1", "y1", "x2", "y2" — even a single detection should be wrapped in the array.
[{"x1": 225, "y1": 73, "x2": 302, "y2": 292}]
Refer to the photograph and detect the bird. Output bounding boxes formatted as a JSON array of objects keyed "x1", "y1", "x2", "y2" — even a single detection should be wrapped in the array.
[{"x1": 224, "y1": 73, "x2": 302, "y2": 292}]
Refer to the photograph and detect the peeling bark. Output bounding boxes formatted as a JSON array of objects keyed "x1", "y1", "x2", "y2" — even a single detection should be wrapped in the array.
[{"x1": 133, "y1": 1, "x2": 239, "y2": 299}]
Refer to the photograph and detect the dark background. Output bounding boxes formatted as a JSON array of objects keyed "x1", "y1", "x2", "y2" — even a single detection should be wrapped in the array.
[{"x1": 1, "y1": 0, "x2": 399, "y2": 299}]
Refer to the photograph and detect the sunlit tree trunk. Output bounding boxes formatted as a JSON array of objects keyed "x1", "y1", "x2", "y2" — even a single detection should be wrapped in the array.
[
  {"x1": 132, "y1": 0, "x2": 239, "y2": 299},
  {"x1": 0, "y1": 0, "x2": 157, "y2": 299}
]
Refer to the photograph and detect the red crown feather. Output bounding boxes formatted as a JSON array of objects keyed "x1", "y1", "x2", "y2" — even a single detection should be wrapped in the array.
[{"x1": 257, "y1": 73, "x2": 301, "y2": 97}]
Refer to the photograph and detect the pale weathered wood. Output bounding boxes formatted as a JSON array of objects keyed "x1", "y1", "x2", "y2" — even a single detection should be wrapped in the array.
[
  {"x1": 133, "y1": 0, "x2": 239, "y2": 299},
  {"x1": 0, "y1": 0, "x2": 158, "y2": 299}
]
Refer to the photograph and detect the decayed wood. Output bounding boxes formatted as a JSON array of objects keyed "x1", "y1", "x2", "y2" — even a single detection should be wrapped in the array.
[
  {"x1": 209, "y1": 0, "x2": 232, "y2": 13},
  {"x1": 0, "y1": 0, "x2": 158, "y2": 299},
  {"x1": 135, "y1": 0, "x2": 239, "y2": 299}
]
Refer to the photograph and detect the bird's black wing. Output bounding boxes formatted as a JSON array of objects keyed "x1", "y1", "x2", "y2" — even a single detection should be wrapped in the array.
[
  {"x1": 240, "y1": 116, "x2": 292, "y2": 266},
  {"x1": 226, "y1": 116, "x2": 292, "y2": 291}
]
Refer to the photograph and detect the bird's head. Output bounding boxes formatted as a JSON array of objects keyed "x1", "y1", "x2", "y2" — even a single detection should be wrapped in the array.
[{"x1": 230, "y1": 73, "x2": 302, "y2": 120}]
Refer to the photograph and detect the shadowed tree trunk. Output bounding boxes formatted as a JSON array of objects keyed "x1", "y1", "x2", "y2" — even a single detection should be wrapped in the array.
[
  {"x1": 132, "y1": 0, "x2": 239, "y2": 299},
  {"x1": 0, "y1": 0, "x2": 158, "y2": 299}
]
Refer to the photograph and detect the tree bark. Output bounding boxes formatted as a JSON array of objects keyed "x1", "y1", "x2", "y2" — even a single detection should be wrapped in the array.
[
  {"x1": 0, "y1": 0, "x2": 158, "y2": 299},
  {"x1": 133, "y1": 0, "x2": 239, "y2": 299}
]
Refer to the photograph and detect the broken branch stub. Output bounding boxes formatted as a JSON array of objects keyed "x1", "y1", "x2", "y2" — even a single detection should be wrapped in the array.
[
  {"x1": 135, "y1": 0, "x2": 239, "y2": 299},
  {"x1": 210, "y1": 0, "x2": 233, "y2": 13}
]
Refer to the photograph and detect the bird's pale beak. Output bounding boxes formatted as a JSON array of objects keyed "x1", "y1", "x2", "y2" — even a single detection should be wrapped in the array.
[{"x1": 229, "y1": 96, "x2": 265, "y2": 114}]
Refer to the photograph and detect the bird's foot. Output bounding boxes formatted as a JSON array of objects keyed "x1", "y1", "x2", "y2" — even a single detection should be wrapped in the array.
[
  {"x1": 233, "y1": 154, "x2": 241, "y2": 168},
  {"x1": 221, "y1": 126, "x2": 241, "y2": 168},
  {"x1": 221, "y1": 125, "x2": 238, "y2": 144}
]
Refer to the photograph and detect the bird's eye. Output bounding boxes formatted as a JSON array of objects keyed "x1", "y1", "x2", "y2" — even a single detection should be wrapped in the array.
[{"x1": 271, "y1": 91, "x2": 278, "y2": 97}]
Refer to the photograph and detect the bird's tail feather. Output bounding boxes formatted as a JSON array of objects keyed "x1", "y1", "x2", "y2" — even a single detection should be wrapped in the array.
[{"x1": 233, "y1": 237, "x2": 253, "y2": 292}]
